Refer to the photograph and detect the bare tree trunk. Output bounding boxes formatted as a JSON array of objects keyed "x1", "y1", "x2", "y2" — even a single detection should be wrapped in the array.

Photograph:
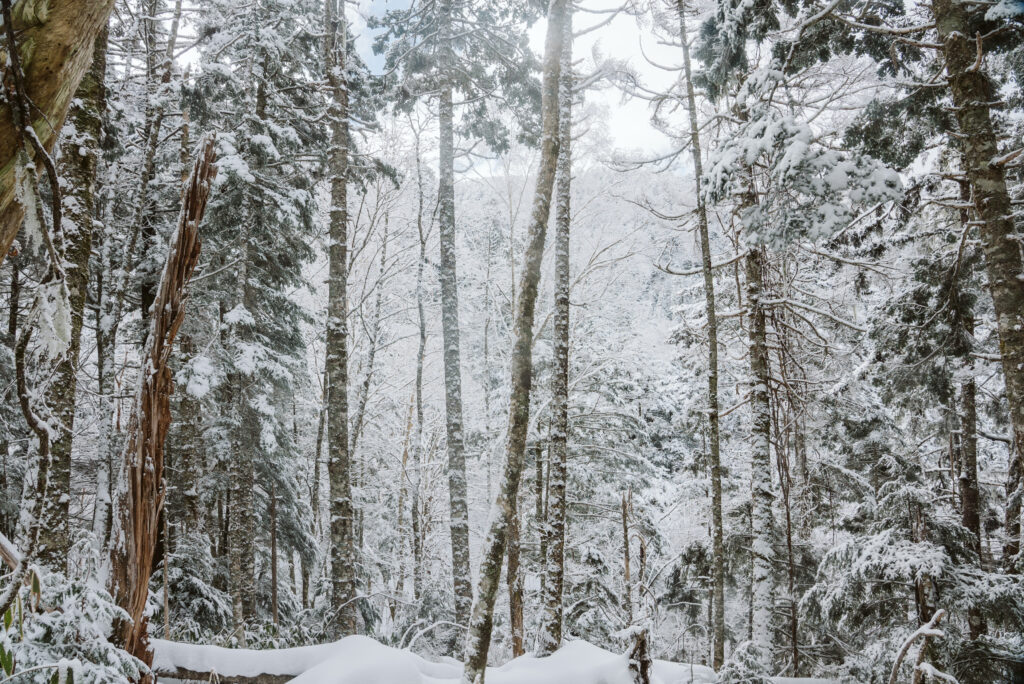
[
  {"x1": 461, "y1": 1, "x2": 567, "y2": 679},
  {"x1": 932, "y1": 0, "x2": 1024, "y2": 570},
  {"x1": 537, "y1": 7, "x2": 572, "y2": 656},
  {"x1": 108, "y1": 135, "x2": 216, "y2": 677},
  {"x1": 32, "y1": 28, "x2": 108, "y2": 570},
  {"x1": 745, "y1": 247, "x2": 774, "y2": 659},
  {"x1": 325, "y1": 0, "x2": 357, "y2": 635},
  {"x1": 621, "y1": 492, "x2": 632, "y2": 626},
  {"x1": 271, "y1": 482, "x2": 279, "y2": 627},
  {"x1": 506, "y1": 501, "x2": 525, "y2": 658},
  {"x1": 436, "y1": 0, "x2": 473, "y2": 638},
  {"x1": 676, "y1": 2, "x2": 726, "y2": 669},
  {"x1": 412, "y1": 129, "x2": 429, "y2": 604}
]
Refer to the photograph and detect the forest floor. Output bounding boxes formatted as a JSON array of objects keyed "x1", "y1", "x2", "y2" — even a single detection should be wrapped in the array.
[{"x1": 153, "y1": 636, "x2": 837, "y2": 683}]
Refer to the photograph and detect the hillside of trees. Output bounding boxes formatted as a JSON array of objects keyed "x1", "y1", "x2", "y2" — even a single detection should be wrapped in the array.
[{"x1": 1, "y1": 0, "x2": 1023, "y2": 682}]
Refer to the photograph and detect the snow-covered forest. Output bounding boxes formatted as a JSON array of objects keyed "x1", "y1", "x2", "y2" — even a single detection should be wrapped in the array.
[{"x1": 1, "y1": 0, "x2": 1023, "y2": 681}]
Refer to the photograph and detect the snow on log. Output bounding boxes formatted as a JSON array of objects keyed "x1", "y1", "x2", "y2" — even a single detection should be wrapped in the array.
[
  {"x1": 151, "y1": 635, "x2": 849, "y2": 684},
  {"x1": 0, "y1": 531, "x2": 20, "y2": 570}
]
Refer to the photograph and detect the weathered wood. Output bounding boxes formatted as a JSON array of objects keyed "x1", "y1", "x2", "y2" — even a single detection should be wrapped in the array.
[
  {"x1": 108, "y1": 135, "x2": 217, "y2": 677},
  {"x1": 155, "y1": 667, "x2": 291, "y2": 684}
]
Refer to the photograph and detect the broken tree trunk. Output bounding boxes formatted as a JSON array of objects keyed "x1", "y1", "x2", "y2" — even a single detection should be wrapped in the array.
[{"x1": 107, "y1": 135, "x2": 216, "y2": 675}]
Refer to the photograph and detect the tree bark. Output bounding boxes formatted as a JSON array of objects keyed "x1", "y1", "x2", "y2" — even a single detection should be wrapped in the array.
[
  {"x1": 537, "y1": 8, "x2": 572, "y2": 654},
  {"x1": 932, "y1": 0, "x2": 1024, "y2": 570},
  {"x1": 34, "y1": 26, "x2": 107, "y2": 572},
  {"x1": 676, "y1": 1, "x2": 726, "y2": 669},
  {"x1": 325, "y1": 0, "x2": 357, "y2": 635},
  {"x1": 461, "y1": 1, "x2": 566, "y2": 679},
  {"x1": 108, "y1": 135, "x2": 216, "y2": 676},
  {"x1": 745, "y1": 246, "x2": 774, "y2": 659},
  {"x1": 506, "y1": 502, "x2": 524, "y2": 658},
  {"x1": 436, "y1": 0, "x2": 473, "y2": 638},
  {"x1": 0, "y1": 0, "x2": 116, "y2": 266}
]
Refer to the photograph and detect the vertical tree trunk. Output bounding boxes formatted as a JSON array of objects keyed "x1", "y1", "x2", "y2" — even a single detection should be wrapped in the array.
[
  {"x1": 412, "y1": 131, "x2": 428, "y2": 604},
  {"x1": 621, "y1": 492, "x2": 632, "y2": 626},
  {"x1": 271, "y1": 482, "x2": 279, "y2": 627},
  {"x1": 506, "y1": 502, "x2": 524, "y2": 658},
  {"x1": 33, "y1": 28, "x2": 107, "y2": 571},
  {"x1": 108, "y1": 135, "x2": 215, "y2": 677},
  {"x1": 745, "y1": 247, "x2": 775, "y2": 659},
  {"x1": 676, "y1": 2, "x2": 726, "y2": 669},
  {"x1": 325, "y1": 0, "x2": 357, "y2": 635},
  {"x1": 461, "y1": 2, "x2": 566, "y2": 679},
  {"x1": 436, "y1": 0, "x2": 473, "y2": 637},
  {"x1": 932, "y1": 0, "x2": 1024, "y2": 570},
  {"x1": 538, "y1": 9, "x2": 572, "y2": 654}
]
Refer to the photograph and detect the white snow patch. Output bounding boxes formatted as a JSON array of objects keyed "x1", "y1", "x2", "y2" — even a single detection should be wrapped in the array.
[{"x1": 153, "y1": 636, "x2": 839, "y2": 683}]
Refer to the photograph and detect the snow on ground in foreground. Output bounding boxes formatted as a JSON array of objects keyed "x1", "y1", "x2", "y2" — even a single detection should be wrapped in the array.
[{"x1": 153, "y1": 635, "x2": 834, "y2": 684}]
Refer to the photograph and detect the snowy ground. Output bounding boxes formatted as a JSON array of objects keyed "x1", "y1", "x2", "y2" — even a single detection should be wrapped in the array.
[{"x1": 153, "y1": 636, "x2": 835, "y2": 683}]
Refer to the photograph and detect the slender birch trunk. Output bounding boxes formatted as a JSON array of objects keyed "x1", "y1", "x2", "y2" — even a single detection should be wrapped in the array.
[
  {"x1": 676, "y1": 1, "x2": 726, "y2": 668},
  {"x1": 412, "y1": 128, "x2": 428, "y2": 604},
  {"x1": 462, "y1": 1, "x2": 567, "y2": 679},
  {"x1": 436, "y1": 0, "x2": 473, "y2": 635},
  {"x1": 325, "y1": 0, "x2": 357, "y2": 634},
  {"x1": 537, "y1": 6, "x2": 572, "y2": 654},
  {"x1": 932, "y1": 0, "x2": 1024, "y2": 570}
]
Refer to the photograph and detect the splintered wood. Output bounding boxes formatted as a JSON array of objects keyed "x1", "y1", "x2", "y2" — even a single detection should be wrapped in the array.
[{"x1": 107, "y1": 134, "x2": 217, "y2": 675}]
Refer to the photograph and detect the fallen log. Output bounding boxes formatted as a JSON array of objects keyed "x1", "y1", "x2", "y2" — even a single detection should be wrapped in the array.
[{"x1": 154, "y1": 667, "x2": 291, "y2": 684}]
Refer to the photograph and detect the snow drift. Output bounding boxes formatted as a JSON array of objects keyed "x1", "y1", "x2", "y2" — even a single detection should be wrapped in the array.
[{"x1": 153, "y1": 635, "x2": 835, "y2": 683}]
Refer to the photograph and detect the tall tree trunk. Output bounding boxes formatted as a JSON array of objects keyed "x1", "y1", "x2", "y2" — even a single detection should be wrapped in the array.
[
  {"x1": 108, "y1": 135, "x2": 215, "y2": 677},
  {"x1": 0, "y1": 264, "x2": 19, "y2": 540},
  {"x1": 537, "y1": 7, "x2": 572, "y2": 655},
  {"x1": 506, "y1": 502, "x2": 524, "y2": 658},
  {"x1": 745, "y1": 246, "x2": 775, "y2": 659},
  {"x1": 325, "y1": 0, "x2": 357, "y2": 635},
  {"x1": 462, "y1": 1, "x2": 567, "y2": 679},
  {"x1": 226, "y1": 70, "x2": 266, "y2": 642},
  {"x1": 437, "y1": 0, "x2": 473, "y2": 637},
  {"x1": 32, "y1": 28, "x2": 107, "y2": 570},
  {"x1": 0, "y1": 0, "x2": 116, "y2": 264},
  {"x1": 271, "y1": 482, "x2": 279, "y2": 627},
  {"x1": 932, "y1": 0, "x2": 1024, "y2": 570},
  {"x1": 677, "y1": 1, "x2": 726, "y2": 669},
  {"x1": 412, "y1": 128, "x2": 428, "y2": 604}
]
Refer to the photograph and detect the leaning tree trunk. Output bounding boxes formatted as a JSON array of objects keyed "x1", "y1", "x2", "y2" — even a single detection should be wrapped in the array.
[
  {"x1": 537, "y1": 6, "x2": 572, "y2": 656},
  {"x1": 677, "y1": 1, "x2": 726, "y2": 669},
  {"x1": 932, "y1": 0, "x2": 1024, "y2": 570},
  {"x1": 745, "y1": 246, "x2": 774, "y2": 659},
  {"x1": 462, "y1": 0, "x2": 567, "y2": 680},
  {"x1": 436, "y1": 0, "x2": 473, "y2": 639},
  {"x1": 34, "y1": 29, "x2": 108, "y2": 571},
  {"x1": 108, "y1": 135, "x2": 216, "y2": 676},
  {"x1": 0, "y1": 0, "x2": 116, "y2": 266},
  {"x1": 324, "y1": 0, "x2": 357, "y2": 635}
]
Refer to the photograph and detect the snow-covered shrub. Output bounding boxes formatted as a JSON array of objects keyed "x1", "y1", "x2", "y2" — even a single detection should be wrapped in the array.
[{"x1": 1, "y1": 567, "x2": 141, "y2": 683}]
